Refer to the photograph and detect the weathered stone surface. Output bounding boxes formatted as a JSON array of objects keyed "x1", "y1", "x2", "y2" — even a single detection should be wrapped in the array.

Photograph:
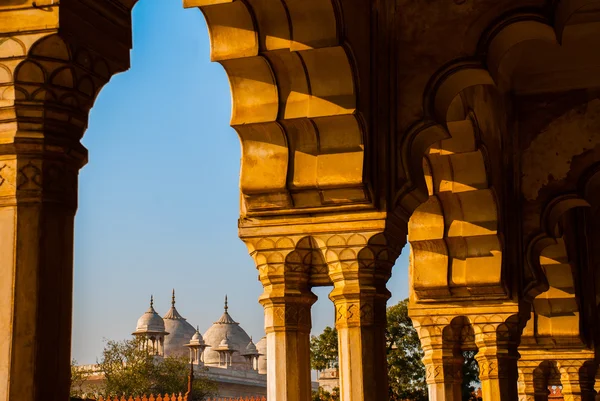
[{"x1": 4, "y1": 1, "x2": 600, "y2": 400}]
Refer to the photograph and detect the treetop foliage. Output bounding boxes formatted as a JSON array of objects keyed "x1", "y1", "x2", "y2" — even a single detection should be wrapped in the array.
[
  {"x1": 310, "y1": 299, "x2": 480, "y2": 401},
  {"x1": 310, "y1": 326, "x2": 338, "y2": 372},
  {"x1": 71, "y1": 337, "x2": 216, "y2": 399}
]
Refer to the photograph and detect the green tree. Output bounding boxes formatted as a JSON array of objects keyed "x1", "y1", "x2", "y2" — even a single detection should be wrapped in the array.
[
  {"x1": 461, "y1": 350, "x2": 480, "y2": 401},
  {"x1": 309, "y1": 299, "x2": 480, "y2": 401},
  {"x1": 87, "y1": 337, "x2": 217, "y2": 398},
  {"x1": 310, "y1": 326, "x2": 338, "y2": 372},
  {"x1": 386, "y1": 299, "x2": 428, "y2": 401}
]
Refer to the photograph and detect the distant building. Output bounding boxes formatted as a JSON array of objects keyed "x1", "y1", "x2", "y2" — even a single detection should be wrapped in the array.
[
  {"x1": 79, "y1": 293, "x2": 268, "y2": 398},
  {"x1": 317, "y1": 368, "x2": 339, "y2": 393}
]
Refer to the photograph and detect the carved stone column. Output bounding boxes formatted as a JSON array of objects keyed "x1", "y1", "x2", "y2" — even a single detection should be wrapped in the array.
[
  {"x1": 0, "y1": 139, "x2": 85, "y2": 401},
  {"x1": 0, "y1": 2, "x2": 135, "y2": 398},
  {"x1": 324, "y1": 232, "x2": 401, "y2": 401},
  {"x1": 560, "y1": 359, "x2": 597, "y2": 401},
  {"x1": 412, "y1": 318, "x2": 463, "y2": 401},
  {"x1": 517, "y1": 364, "x2": 549, "y2": 401},
  {"x1": 246, "y1": 237, "x2": 316, "y2": 401},
  {"x1": 423, "y1": 349, "x2": 463, "y2": 401},
  {"x1": 474, "y1": 315, "x2": 522, "y2": 401}
]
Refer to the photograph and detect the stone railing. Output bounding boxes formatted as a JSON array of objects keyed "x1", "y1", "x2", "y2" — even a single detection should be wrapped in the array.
[{"x1": 74, "y1": 395, "x2": 266, "y2": 401}]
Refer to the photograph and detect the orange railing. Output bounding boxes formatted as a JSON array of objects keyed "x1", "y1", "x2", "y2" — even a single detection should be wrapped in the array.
[{"x1": 85, "y1": 396, "x2": 266, "y2": 401}]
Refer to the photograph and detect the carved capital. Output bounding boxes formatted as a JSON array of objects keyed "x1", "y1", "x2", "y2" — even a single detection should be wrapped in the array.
[
  {"x1": 262, "y1": 296, "x2": 316, "y2": 334},
  {"x1": 333, "y1": 298, "x2": 384, "y2": 328},
  {"x1": 0, "y1": 3, "x2": 135, "y2": 142},
  {"x1": 422, "y1": 348, "x2": 464, "y2": 385},
  {"x1": 0, "y1": 144, "x2": 82, "y2": 208},
  {"x1": 318, "y1": 231, "x2": 401, "y2": 276}
]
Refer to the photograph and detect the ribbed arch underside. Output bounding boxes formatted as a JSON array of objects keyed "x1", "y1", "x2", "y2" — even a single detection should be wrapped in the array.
[
  {"x1": 408, "y1": 114, "x2": 502, "y2": 301},
  {"x1": 523, "y1": 236, "x2": 580, "y2": 342},
  {"x1": 402, "y1": 0, "x2": 600, "y2": 304},
  {"x1": 186, "y1": 0, "x2": 370, "y2": 216}
]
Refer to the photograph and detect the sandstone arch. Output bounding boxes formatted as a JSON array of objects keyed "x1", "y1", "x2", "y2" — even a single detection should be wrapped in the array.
[
  {"x1": 184, "y1": 0, "x2": 371, "y2": 216},
  {"x1": 5, "y1": 1, "x2": 600, "y2": 400}
]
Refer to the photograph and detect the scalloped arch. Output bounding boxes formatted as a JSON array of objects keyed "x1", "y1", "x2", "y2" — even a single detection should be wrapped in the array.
[
  {"x1": 15, "y1": 60, "x2": 45, "y2": 84},
  {"x1": 525, "y1": 195, "x2": 591, "y2": 299},
  {"x1": 0, "y1": 37, "x2": 26, "y2": 58},
  {"x1": 408, "y1": 116, "x2": 503, "y2": 301},
  {"x1": 29, "y1": 34, "x2": 70, "y2": 61},
  {"x1": 186, "y1": 0, "x2": 365, "y2": 215}
]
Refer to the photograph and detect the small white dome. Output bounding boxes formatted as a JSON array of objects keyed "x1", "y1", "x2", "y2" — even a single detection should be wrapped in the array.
[
  {"x1": 163, "y1": 290, "x2": 196, "y2": 357},
  {"x1": 203, "y1": 296, "x2": 253, "y2": 369},
  {"x1": 243, "y1": 338, "x2": 258, "y2": 355},
  {"x1": 256, "y1": 336, "x2": 267, "y2": 374},
  {"x1": 133, "y1": 296, "x2": 167, "y2": 334},
  {"x1": 190, "y1": 328, "x2": 203, "y2": 343}
]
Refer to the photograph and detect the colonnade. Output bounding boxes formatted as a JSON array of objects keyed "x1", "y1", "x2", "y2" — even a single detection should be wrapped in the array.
[
  {"x1": 241, "y1": 224, "x2": 402, "y2": 401},
  {"x1": 3, "y1": 1, "x2": 600, "y2": 401}
]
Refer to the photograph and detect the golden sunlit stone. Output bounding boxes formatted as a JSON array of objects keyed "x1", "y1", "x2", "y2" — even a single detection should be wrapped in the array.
[{"x1": 2, "y1": 0, "x2": 600, "y2": 400}]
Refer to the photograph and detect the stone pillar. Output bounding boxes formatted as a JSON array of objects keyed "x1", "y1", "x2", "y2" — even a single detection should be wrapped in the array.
[
  {"x1": 422, "y1": 347, "x2": 463, "y2": 401},
  {"x1": 560, "y1": 360, "x2": 597, "y2": 401},
  {"x1": 257, "y1": 251, "x2": 316, "y2": 401},
  {"x1": 0, "y1": 139, "x2": 84, "y2": 401},
  {"x1": 329, "y1": 283, "x2": 388, "y2": 401},
  {"x1": 411, "y1": 316, "x2": 468, "y2": 401},
  {"x1": 474, "y1": 316, "x2": 521, "y2": 401},
  {"x1": 517, "y1": 365, "x2": 549, "y2": 401},
  {"x1": 325, "y1": 233, "x2": 399, "y2": 401}
]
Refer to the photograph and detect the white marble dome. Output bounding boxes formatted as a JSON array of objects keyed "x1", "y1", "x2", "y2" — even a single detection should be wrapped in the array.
[
  {"x1": 202, "y1": 297, "x2": 252, "y2": 369},
  {"x1": 244, "y1": 338, "x2": 258, "y2": 355},
  {"x1": 133, "y1": 296, "x2": 167, "y2": 335},
  {"x1": 256, "y1": 336, "x2": 267, "y2": 374},
  {"x1": 163, "y1": 291, "x2": 196, "y2": 357},
  {"x1": 189, "y1": 328, "x2": 205, "y2": 345}
]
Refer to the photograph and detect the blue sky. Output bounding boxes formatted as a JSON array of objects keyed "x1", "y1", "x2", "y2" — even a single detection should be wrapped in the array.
[{"x1": 71, "y1": 0, "x2": 409, "y2": 365}]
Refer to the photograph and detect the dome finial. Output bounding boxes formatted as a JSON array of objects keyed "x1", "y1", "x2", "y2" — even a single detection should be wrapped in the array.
[
  {"x1": 224, "y1": 295, "x2": 228, "y2": 312},
  {"x1": 150, "y1": 295, "x2": 154, "y2": 308},
  {"x1": 172, "y1": 289, "x2": 176, "y2": 307}
]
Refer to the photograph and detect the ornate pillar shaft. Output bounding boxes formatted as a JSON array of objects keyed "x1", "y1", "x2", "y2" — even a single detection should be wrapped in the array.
[
  {"x1": 422, "y1": 348, "x2": 463, "y2": 401},
  {"x1": 410, "y1": 316, "x2": 467, "y2": 401},
  {"x1": 261, "y1": 293, "x2": 315, "y2": 401},
  {"x1": 244, "y1": 223, "x2": 403, "y2": 401},
  {"x1": 257, "y1": 252, "x2": 316, "y2": 401},
  {"x1": 330, "y1": 286, "x2": 389, "y2": 401},
  {"x1": 517, "y1": 366, "x2": 549, "y2": 401},
  {"x1": 474, "y1": 324, "x2": 520, "y2": 401},
  {"x1": 322, "y1": 232, "x2": 401, "y2": 401},
  {"x1": 560, "y1": 360, "x2": 597, "y2": 401},
  {"x1": 0, "y1": 139, "x2": 84, "y2": 401},
  {"x1": 325, "y1": 231, "x2": 399, "y2": 401}
]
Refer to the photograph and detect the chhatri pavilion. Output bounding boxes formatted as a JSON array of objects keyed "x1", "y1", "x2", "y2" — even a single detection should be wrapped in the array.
[{"x1": 79, "y1": 293, "x2": 269, "y2": 398}]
